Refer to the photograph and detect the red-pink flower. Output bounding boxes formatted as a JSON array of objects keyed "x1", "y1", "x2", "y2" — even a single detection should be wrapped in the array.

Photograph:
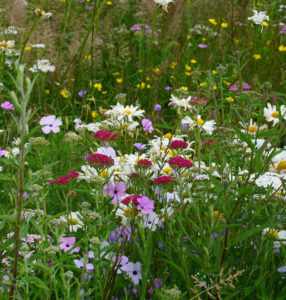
[
  {"x1": 168, "y1": 156, "x2": 193, "y2": 168},
  {"x1": 93, "y1": 130, "x2": 118, "y2": 142},
  {"x1": 170, "y1": 140, "x2": 188, "y2": 149},
  {"x1": 202, "y1": 139, "x2": 216, "y2": 145},
  {"x1": 121, "y1": 195, "x2": 141, "y2": 206},
  {"x1": 153, "y1": 176, "x2": 175, "y2": 184},
  {"x1": 86, "y1": 153, "x2": 114, "y2": 167},
  {"x1": 50, "y1": 176, "x2": 69, "y2": 185},
  {"x1": 136, "y1": 159, "x2": 153, "y2": 168},
  {"x1": 67, "y1": 170, "x2": 80, "y2": 178}
]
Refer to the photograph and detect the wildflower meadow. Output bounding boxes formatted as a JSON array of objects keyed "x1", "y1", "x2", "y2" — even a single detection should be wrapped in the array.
[{"x1": 1, "y1": 0, "x2": 286, "y2": 299}]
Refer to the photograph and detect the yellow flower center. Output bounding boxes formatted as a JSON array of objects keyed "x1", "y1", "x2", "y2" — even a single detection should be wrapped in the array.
[
  {"x1": 271, "y1": 111, "x2": 279, "y2": 118},
  {"x1": 71, "y1": 218, "x2": 78, "y2": 224},
  {"x1": 197, "y1": 118, "x2": 204, "y2": 125},
  {"x1": 164, "y1": 133, "x2": 172, "y2": 140},
  {"x1": 0, "y1": 42, "x2": 9, "y2": 48},
  {"x1": 100, "y1": 170, "x2": 109, "y2": 178},
  {"x1": 163, "y1": 167, "x2": 173, "y2": 174},
  {"x1": 277, "y1": 161, "x2": 286, "y2": 171},
  {"x1": 123, "y1": 109, "x2": 132, "y2": 115},
  {"x1": 124, "y1": 208, "x2": 135, "y2": 218},
  {"x1": 268, "y1": 229, "x2": 279, "y2": 238},
  {"x1": 248, "y1": 126, "x2": 258, "y2": 133}
]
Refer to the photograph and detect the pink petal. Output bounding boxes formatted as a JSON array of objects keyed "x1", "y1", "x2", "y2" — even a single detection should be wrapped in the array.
[
  {"x1": 51, "y1": 126, "x2": 60, "y2": 133},
  {"x1": 53, "y1": 119, "x2": 62, "y2": 127},
  {"x1": 39, "y1": 115, "x2": 55, "y2": 125},
  {"x1": 42, "y1": 126, "x2": 51, "y2": 134}
]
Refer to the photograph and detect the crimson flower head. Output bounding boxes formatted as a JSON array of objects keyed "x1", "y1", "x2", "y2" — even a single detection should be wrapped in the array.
[
  {"x1": 121, "y1": 195, "x2": 142, "y2": 206},
  {"x1": 170, "y1": 140, "x2": 188, "y2": 149},
  {"x1": 67, "y1": 170, "x2": 80, "y2": 178},
  {"x1": 202, "y1": 139, "x2": 216, "y2": 145},
  {"x1": 153, "y1": 176, "x2": 175, "y2": 184},
  {"x1": 50, "y1": 176, "x2": 69, "y2": 185},
  {"x1": 168, "y1": 156, "x2": 193, "y2": 168},
  {"x1": 93, "y1": 130, "x2": 118, "y2": 142},
  {"x1": 136, "y1": 159, "x2": 153, "y2": 168},
  {"x1": 86, "y1": 153, "x2": 114, "y2": 167}
]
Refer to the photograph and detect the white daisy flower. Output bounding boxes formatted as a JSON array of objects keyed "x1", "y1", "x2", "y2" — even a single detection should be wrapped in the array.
[
  {"x1": 29, "y1": 59, "x2": 55, "y2": 73},
  {"x1": 182, "y1": 115, "x2": 216, "y2": 135},
  {"x1": 169, "y1": 94, "x2": 192, "y2": 111},
  {"x1": 154, "y1": 0, "x2": 174, "y2": 12},
  {"x1": 105, "y1": 103, "x2": 144, "y2": 122},
  {"x1": 264, "y1": 103, "x2": 286, "y2": 125},
  {"x1": 60, "y1": 211, "x2": 84, "y2": 232},
  {"x1": 248, "y1": 10, "x2": 269, "y2": 31}
]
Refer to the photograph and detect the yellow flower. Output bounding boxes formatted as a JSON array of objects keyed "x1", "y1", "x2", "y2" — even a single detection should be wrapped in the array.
[
  {"x1": 277, "y1": 161, "x2": 286, "y2": 171},
  {"x1": 112, "y1": 72, "x2": 120, "y2": 76},
  {"x1": 102, "y1": 91, "x2": 108, "y2": 95},
  {"x1": 24, "y1": 46, "x2": 31, "y2": 51},
  {"x1": 60, "y1": 0, "x2": 66, "y2": 2},
  {"x1": 106, "y1": 0, "x2": 112, "y2": 5},
  {"x1": 91, "y1": 111, "x2": 97, "y2": 118},
  {"x1": 200, "y1": 82, "x2": 207, "y2": 87},
  {"x1": 201, "y1": 37, "x2": 206, "y2": 42},
  {"x1": 146, "y1": 76, "x2": 150, "y2": 81},
  {"x1": 226, "y1": 97, "x2": 234, "y2": 102},
  {"x1": 212, "y1": 70, "x2": 217, "y2": 75},
  {"x1": 170, "y1": 62, "x2": 177, "y2": 69},
  {"x1": 212, "y1": 85, "x2": 217, "y2": 90},
  {"x1": 221, "y1": 22, "x2": 228, "y2": 28},
  {"x1": 45, "y1": 89, "x2": 50, "y2": 95},
  {"x1": 153, "y1": 68, "x2": 160, "y2": 74},
  {"x1": 278, "y1": 45, "x2": 286, "y2": 52},
  {"x1": 137, "y1": 82, "x2": 145, "y2": 89},
  {"x1": 185, "y1": 72, "x2": 191, "y2": 76},
  {"x1": 60, "y1": 89, "x2": 69, "y2": 98},
  {"x1": 138, "y1": 69, "x2": 143, "y2": 73},
  {"x1": 190, "y1": 59, "x2": 197, "y2": 64},
  {"x1": 185, "y1": 64, "x2": 191, "y2": 71},
  {"x1": 234, "y1": 39, "x2": 239, "y2": 44},
  {"x1": 147, "y1": 84, "x2": 151, "y2": 89},
  {"x1": 209, "y1": 19, "x2": 217, "y2": 25},
  {"x1": 163, "y1": 167, "x2": 173, "y2": 174},
  {"x1": 116, "y1": 78, "x2": 123, "y2": 84},
  {"x1": 93, "y1": 83, "x2": 102, "y2": 91},
  {"x1": 164, "y1": 133, "x2": 172, "y2": 140},
  {"x1": 253, "y1": 54, "x2": 261, "y2": 60},
  {"x1": 187, "y1": 35, "x2": 191, "y2": 40},
  {"x1": 180, "y1": 86, "x2": 188, "y2": 91},
  {"x1": 223, "y1": 80, "x2": 230, "y2": 86},
  {"x1": 85, "y1": 54, "x2": 92, "y2": 60},
  {"x1": 262, "y1": 21, "x2": 269, "y2": 27}
]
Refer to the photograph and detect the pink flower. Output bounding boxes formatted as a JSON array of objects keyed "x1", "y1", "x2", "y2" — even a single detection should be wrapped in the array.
[
  {"x1": 39, "y1": 115, "x2": 62, "y2": 134},
  {"x1": 170, "y1": 140, "x2": 188, "y2": 149},
  {"x1": 142, "y1": 119, "x2": 154, "y2": 133},
  {"x1": 137, "y1": 196, "x2": 154, "y2": 214},
  {"x1": 153, "y1": 176, "x2": 175, "y2": 184},
  {"x1": 104, "y1": 181, "x2": 126, "y2": 204},
  {"x1": 229, "y1": 84, "x2": 238, "y2": 91},
  {"x1": 60, "y1": 237, "x2": 80, "y2": 253},
  {"x1": 168, "y1": 156, "x2": 193, "y2": 168},
  {"x1": 93, "y1": 130, "x2": 118, "y2": 142},
  {"x1": 86, "y1": 153, "x2": 114, "y2": 167},
  {"x1": 1, "y1": 101, "x2": 14, "y2": 110},
  {"x1": 121, "y1": 262, "x2": 142, "y2": 285}
]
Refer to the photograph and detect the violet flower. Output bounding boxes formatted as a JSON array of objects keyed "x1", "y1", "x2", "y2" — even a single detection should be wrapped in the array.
[
  {"x1": 39, "y1": 115, "x2": 62, "y2": 134},
  {"x1": 104, "y1": 181, "x2": 126, "y2": 205},
  {"x1": 134, "y1": 143, "x2": 147, "y2": 151},
  {"x1": 137, "y1": 196, "x2": 154, "y2": 214},
  {"x1": 1, "y1": 101, "x2": 14, "y2": 110},
  {"x1": 121, "y1": 262, "x2": 142, "y2": 285},
  {"x1": 198, "y1": 44, "x2": 208, "y2": 48},
  {"x1": 142, "y1": 119, "x2": 154, "y2": 133},
  {"x1": 78, "y1": 90, "x2": 87, "y2": 97},
  {"x1": 60, "y1": 237, "x2": 80, "y2": 253},
  {"x1": 154, "y1": 104, "x2": 161, "y2": 111}
]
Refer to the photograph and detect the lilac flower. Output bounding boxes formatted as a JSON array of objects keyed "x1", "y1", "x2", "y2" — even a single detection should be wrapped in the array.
[
  {"x1": 121, "y1": 262, "x2": 142, "y2": 285},
  {"x1": 242, "y1": 82, "x2": 251, "y2": 89},
  {"x1": 281, "y1": 26, "x2": 286, "y2": 34},
  {"x1": 158, "y1": 242, "x2": 164, "y2": 249},
  {"x1": 0, "y1": 149, "x2": 8, "y2": 157},
  {"x1": 1, "y1": 101, "x2": 14, "y2": 110},
  {"x1": 39, "y1": 115, "x2": 62, "y2": 134},
  {"x1": 154, "y1": 104, "x2": 162, "y2": 111},
  {"x1": 213, "y1": 232, "x2": 218, "y2": 238},
  {"x1": 165, "y1": 86, "x2": 172, "y2": 91},
  {"x1": 278, "y1": 266, "x2": 286, "y2": 272},
  {"x1": 96, "y1": 146, "x2": 116, "y2": 159},
  {"x1": 60, "y1": 237, "x2": 80, "y2": 253},
  {"x1": 142, "y1": 119, "x2": 154, "y2": 133},
  {"x1": 154, "y1": 279, "x2": 163, "y2": 288},
  {"x1": 104, "y1": 181, "x2": 126, "y2": 204},
  {"x1": 229, "y1": 84, "x2": 238, "y2": 91},
  {"x1": 130, "y1": 24, "x2": 142, "y2": 31},
  {"x1": 134, "y1": 143, "x2": 147, "y2": 151},
  {"x1": 78, "y1": 90, "x2": 87, "y2": 97},
  {"x1": 23, "y1": 192, "x2": 29, "y2": 199},
  {"x1": 137, "y1": 196, "x2": 154, "y2": 214},
  {"x1": 74, "y1": 258, "x2": 94, "y2": 275},
  {"x1": 117, "y1": 225, "x2": 133, "y2": 242},
  {"x1": 181, "y1": 124, "x2": 188, "y2": 130},
  {"x1": 198, "y1": 44, "x2": 208, "y2": 48},
  {"x1": 114, "y1": 255, "x2": 129, "y2": 274}
]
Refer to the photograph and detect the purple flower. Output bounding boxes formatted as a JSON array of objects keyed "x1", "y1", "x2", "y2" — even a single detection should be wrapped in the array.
[
  {"x1": 242, "y1": 82, "x2": 251, "y2": 89},
  {"x1": 121, "y1": 262, "x2": 142, "y2": 285},
  {"x1": 23, "y1": 192, "x2": 29, "y2": 199},
  {"x1": 165, "y1": 86, "x2": 172, "y2": 91},
  {"x1": 130, "y1": 24, "x2": 142, "y2": 31},
  {"x1": 114, "y1": 255, "x2": 129, "y2": 274},
  {"x1": 104, "y1": 181, "x2": 126, "y2": 205},
  {"x1": 60, "y1": 237, "x2": 80, "y2": 253},
  {"x1": 154, "y1": 104, "x2": 161, "y2": 112},
  {"x1": 134, "y1": 143, "x2": 147, "y2": 151},
  {"x1": 280, "y1": 26, "x2": 286, "y2": 34},
  {"x1": 278, "y1": 266, "x2": 286, "y2": 272},
  {"x1": 39, "y1": 115, "x2": 62, "y2": 134},
  {"x1": 96, "y1": 146, "x2": 116, "y2": 159},
  {"x1": 74, "y1": 258, "x2": 94, "y2": 273},
  {"x1": 154, "y1": 279, "x2": 163, "y2": 288},
  {"x1": 181, "y1": 124, "x2": 188, "y2": 130},
  {"x1": 158, "y1": 242, "x2": 164, "y2": 249},
  {"x1": 1, "y1": 101, "x2": 14, "y2": 110},
  {"x1": 198, "y1": 44, "x2": 208, "y2": 48},
  {"x1": 137, "y1": 196, "x2": 154, "y2": 214},
  {"x1": 0, "y1": 149, "x2": 8, "y2": 157},
  {"x1": 213, "y1": 232, "x2": 218, "y2": 238},
  {"x1": 78, "y1": 90, "x2": 87, "y2": 97},
  {"x1": 142, "y1": 119, "x2": 154, "y2": 133},
  {"x1": 229, "y1": 84, "x2": 238, "y2": 91}
]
